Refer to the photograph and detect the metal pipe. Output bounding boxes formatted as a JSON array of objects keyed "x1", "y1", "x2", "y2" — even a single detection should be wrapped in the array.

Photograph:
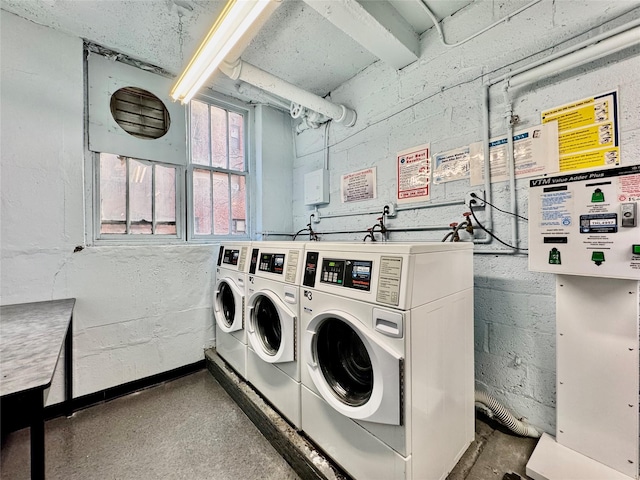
[
  {"x1": 314, "y1": 198, "x2": 466, "y2": 222},
  {"x1": 220, "y1": 59, "x2": 357, "y2": 126},
  {"x1": 503, "y1": 84, "x2": 519, "y2": 252},
  {"x1": 475, "y1": 83, "x2": 494, "y2": 245},
  {"x1": 236, "y1": 81, "x2": 290, "y2": 111},
  {"x1": 504, "y1": 27, "x2": 640, "y2": 87}
]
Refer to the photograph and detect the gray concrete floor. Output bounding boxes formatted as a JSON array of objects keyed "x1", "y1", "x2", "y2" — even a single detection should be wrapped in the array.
[{"x1": 0, "y1": 369, "x2": 538, "y2": 480}]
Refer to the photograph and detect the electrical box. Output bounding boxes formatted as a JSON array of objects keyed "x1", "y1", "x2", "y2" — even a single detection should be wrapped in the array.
[
  {"x1": 304, "y1": 169, "x2": 329, "y2": 206},
  {"x1": 529, "y1": 165, "x2": 640, "y2": 280}
]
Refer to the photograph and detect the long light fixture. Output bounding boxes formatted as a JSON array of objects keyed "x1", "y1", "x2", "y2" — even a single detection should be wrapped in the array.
[{"x1": 170, "y1": 0, "x2": 272, "y2": 104}]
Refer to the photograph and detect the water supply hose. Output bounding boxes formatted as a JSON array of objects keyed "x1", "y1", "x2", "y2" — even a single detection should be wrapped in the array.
[{"x1": 475, "y1": 390, "x2": 541, "y2": 438}]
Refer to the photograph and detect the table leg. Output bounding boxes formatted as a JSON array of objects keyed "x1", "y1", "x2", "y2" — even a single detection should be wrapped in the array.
[
  {"x1": 64, "y1": 315, "x2": 73, "y2": 417},
  {"x1": 30, "y1": 389, "x2": 45, "y2": 480}
]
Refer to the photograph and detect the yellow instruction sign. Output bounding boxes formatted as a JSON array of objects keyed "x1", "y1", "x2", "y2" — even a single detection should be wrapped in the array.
[{"x1": 542, "y1": 91, "x2": 619, "y2": 172}]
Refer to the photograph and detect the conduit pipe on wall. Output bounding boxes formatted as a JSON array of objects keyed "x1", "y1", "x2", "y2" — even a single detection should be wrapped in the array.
[
  {"x1": 220, "y1": 59, "x2": 357, "y2": 126},
  {"x1": 503, "y1": 85, "x2": 519, "y2": 253},
  {"x1": 506, "y1": 24, "x2": 640, "y2": 89},
  {"x1": 312, "y1": 198, "x2": 465, "y2": 222}
]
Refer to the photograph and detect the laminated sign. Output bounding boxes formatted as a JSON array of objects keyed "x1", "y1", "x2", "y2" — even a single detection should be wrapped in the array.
[
  {"x1": 396, "y1": 143, "x2": 430, "y2": 203},
  {"x1": 541, "y1": 90, "x2": 620, "y2": 172}
]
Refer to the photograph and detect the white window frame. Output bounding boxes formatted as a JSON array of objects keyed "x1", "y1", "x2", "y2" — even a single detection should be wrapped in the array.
[
  {"x1": 187, "y1": 92, "x2": 253, "y2": 242},
  {"x1": 91, "y1": 152, "x2": 186, "y2": 245}
]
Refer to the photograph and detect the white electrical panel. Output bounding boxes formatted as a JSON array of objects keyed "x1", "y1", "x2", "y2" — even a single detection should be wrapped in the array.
[
  {"x1": 304, "y1": 169, "x2": 329, "y2": 206},
  {"x1": 529, "y1": 165, "x2": 640, "y2": 280}
]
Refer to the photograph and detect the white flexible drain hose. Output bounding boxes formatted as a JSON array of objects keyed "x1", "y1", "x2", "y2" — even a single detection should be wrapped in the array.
[{"x1": 475, "y1": 390, "x2": 541, "y2": 438}]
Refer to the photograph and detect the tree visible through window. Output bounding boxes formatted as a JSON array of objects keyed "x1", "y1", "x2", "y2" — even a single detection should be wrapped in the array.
[{"x1": 190, "y1": 99, "x2": 247, "y2": 237}]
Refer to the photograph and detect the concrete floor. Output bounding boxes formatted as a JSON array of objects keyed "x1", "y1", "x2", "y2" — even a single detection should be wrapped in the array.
[{"x1": 0, "y1": 367, "x2": 538, "y2": 480}]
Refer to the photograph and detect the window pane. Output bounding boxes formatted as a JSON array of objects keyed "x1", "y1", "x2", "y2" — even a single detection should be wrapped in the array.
[
  {"x1": 100, "y1": 153, "x2": 126, "y2": 234},
  {"x1": 190, "y1": 100, "x2": 210, "y2": 166},
  {"x1": 211, "y1": 106, "x2": 228, "y2": 168},
  {"x1": 229, "y1": 111, "x2": 244, "y2": 171},
  {"x1": 230, "y1": 175, "x2": 246, "y2": 235},
  {"x1": 155, "y1": 165, "x2": 177, "y2": 235},
  {"x1": 193, "y1": 169, "x2": 212, "y2": 235},
  {"x1": 129, "y1": 159, "x2": 152, "y2": 234},
  {"x1": 213, "y1": 172, "x2": 230, "y2": 235}
]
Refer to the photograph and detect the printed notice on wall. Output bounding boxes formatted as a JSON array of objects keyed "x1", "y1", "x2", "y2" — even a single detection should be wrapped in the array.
[
  {"x1": 396, "y1": 143, "x2": 430, "y2": 203},
  {"x1": 541, "y1": 90, "x2": 620, "y2": 172},
  {"x1": 341, "y1": 167, "x2": 377, "y2": 203},
  {"x1": 469, "y1": 122, "x2": 559, "y2": 186},
  {"x1": 433, "y1": 146, "x2": 470, "y2": 184}
]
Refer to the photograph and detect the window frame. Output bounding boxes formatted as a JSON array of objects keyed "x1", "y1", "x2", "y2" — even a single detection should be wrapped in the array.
[
  {"x1": 91, "y1": 152, "x2": 187, "y2": 245},
  {"x1": 186, "y1": 92, "x2": 253, "y2": 242}
]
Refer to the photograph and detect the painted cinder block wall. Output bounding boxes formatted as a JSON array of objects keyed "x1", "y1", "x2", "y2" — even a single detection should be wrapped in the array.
[
  {"x1": 0, "y1": 11, "x2": 218, "y2": 404},
  {"x1": 292, "y1": 1, "x2": 640, "y2": 433},
  {"x1": 0, "y1": 9, "x2": 294, "y2": 405}
]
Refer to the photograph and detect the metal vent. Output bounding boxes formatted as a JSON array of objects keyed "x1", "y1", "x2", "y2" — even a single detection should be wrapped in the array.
[{"x1": 110, "y1": 87, "x2": 170, "y2": 139}]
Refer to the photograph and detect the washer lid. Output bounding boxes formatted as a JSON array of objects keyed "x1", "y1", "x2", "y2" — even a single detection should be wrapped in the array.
[
  {"x1": 214, "y1": 278, "x2": 244, "y2": 333},
  {"x1": 304, "y1": 311, "x2": 403, "y2": 425},
  {"x1": 247, "y1": 290, "x2": 296, "y2": 364}
]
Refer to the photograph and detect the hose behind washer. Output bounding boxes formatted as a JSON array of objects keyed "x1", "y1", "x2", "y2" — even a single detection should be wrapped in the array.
[{"x1": 475, "y1": 390, "x2": 541, "y2": 438}]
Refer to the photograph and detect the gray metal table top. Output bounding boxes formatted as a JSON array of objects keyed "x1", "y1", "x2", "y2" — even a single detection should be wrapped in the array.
[{"x1": 0, "y1": 298, "x2": 75, "y2": 397}]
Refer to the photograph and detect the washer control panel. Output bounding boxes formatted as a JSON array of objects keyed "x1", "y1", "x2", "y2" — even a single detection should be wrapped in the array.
[
  {"x1": 318, "y1": 258, "x2": 373, "y2": 291},
  {"x1": 529, "y1": 165, "x2": 640, "y2": 279}
]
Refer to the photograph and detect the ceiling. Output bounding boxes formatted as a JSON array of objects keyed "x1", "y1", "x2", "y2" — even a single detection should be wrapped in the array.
[{"x1": 1, "y1": 0, "x2": 473, "y2": 105}]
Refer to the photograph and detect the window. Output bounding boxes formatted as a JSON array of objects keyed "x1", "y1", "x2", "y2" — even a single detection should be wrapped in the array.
[
  {"x1": 189, "y1": 98, "x2": 248, "y2": 238},
  {"x1": 97, "y1": 153, "x2": 182, "y2": 238},
  {"x1": 86, "y1": 52, "x2": 251, "y2": 244}
]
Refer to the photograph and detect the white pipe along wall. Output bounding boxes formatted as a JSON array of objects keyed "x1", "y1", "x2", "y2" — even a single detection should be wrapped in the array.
[{"x1": 291, "y1": 1, "x2": 640, "y2": 434}]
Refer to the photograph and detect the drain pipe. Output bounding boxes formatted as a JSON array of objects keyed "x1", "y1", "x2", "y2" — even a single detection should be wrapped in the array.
[
  {"x1": 220, "y1": 59, "x2": 357, "y2": 127},
  {"x1": 476, "y1": 390, "x2": 541, "y2": 438}
]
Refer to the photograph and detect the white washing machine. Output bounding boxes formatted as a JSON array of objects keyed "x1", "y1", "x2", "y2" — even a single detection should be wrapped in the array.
[
  {"x1": 245, "y1": 241, "x2": 306, "y2": 429},
  {"x1": 214, "y1": 242, "x2": 251, "y2": 379},
  {"x1": 300, "y1": 242, "x2": 475, "y2": 480}
]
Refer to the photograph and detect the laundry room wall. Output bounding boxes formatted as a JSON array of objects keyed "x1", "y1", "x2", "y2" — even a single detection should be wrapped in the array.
[
  {"x1": 291, "y1": 1, "x2": 640, "y2": 434},
  {"x1": 254, "y1": 104, "x2": 296, "y2": 240},
  {"x1": 0, "y1": 11, "x2": 216, "y2": 405}
]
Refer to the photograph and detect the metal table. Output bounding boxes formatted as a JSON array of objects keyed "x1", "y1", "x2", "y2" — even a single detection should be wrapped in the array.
[{"x1": 1, "y1": 298, "x2": 75, "y2": 480}]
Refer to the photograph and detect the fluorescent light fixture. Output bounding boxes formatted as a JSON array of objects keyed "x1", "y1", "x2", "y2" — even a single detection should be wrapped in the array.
[{"x1": 170, "y1": 0, "x2": 272, "y2": 104}]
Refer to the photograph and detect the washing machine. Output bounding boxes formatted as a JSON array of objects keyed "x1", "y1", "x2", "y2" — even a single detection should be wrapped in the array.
[
  {"x1": 245, "y1": 241, "x2": 306, "y2": 429},
  {"x1": 214, "y1": 242, "x2": 251, "y2": 379},
  {"x1": 300, "y1": 242, "x2": 475, "y2": 480}
]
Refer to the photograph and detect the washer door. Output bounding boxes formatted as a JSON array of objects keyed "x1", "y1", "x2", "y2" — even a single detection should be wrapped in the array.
[
  {"x1": 304, "y1": 311, "x2": 402, "y2": 425},
  {"x1": 247, "y1": 290, "x2": 295, "y2": 364},
  {"x1": 214, "y1": 279, "x2": 244, "y2": 333}
]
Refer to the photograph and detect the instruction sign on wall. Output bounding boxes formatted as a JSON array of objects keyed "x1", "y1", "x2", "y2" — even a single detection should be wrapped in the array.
[
  {"x1": 341, "y1": 167, "x2": 377, "y2": 203},
  {"x1": 396, "y1": 143, "x2": 430, "y2": 203},
  {"x1": 541, "y1": 91, "x2": 620, "y2": 172},
  {"x1": 469, "y1": 122, "x2": 559, "y2": 186},
  {"x1": 433, "y1": 146, "x2": 470, "y2": 184}
]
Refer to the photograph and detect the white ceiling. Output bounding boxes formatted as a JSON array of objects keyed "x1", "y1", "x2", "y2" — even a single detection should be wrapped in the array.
[{"x1": 1, "y1": 0, "x2": 473, "y2": 103}]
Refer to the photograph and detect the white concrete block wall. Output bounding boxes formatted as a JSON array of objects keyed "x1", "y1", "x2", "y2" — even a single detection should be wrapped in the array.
[
  {"x1": 1, "y1": 11, "x2": 216, "y2": 405},
  {"x1": 292, "y1": 2, "x2": 640, "y2": 433}
]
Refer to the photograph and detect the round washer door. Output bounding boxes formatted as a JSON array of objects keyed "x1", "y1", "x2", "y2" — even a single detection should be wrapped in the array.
[
  {"x1": 247, "y1": 290, "x2": 295, "y2": 364},
  {"x1": 214, "y1": 279, "x2": 244, "y2": 333},
  {"x1": 304, "y1": 310, "x2": 402, "y2": 425}
]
